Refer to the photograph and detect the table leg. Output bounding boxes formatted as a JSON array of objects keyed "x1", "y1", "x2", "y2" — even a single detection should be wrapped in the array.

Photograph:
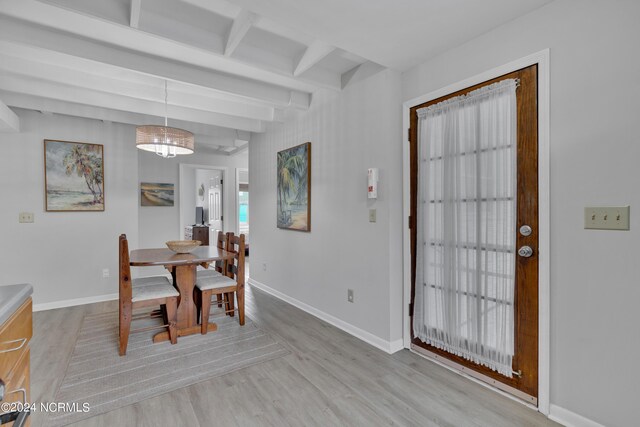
[
  {"x1": 153, "y1": 264, "x2": 218, "y2": 343},
  {"x1": 153, "y1": 324, "x2": 218, "y2": 342},
  {"x1": 174, "y1": 264, "x2": 196, "y2": 328}
]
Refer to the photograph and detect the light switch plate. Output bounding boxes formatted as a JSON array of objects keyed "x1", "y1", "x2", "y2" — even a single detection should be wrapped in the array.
[
  {"x1": 19, "y1": 212, "x2": 34, "y2": 223},
  {"x1": 369, "y1": 209, "x2": 376, "y2": 223},
  {"x1": 584, "y1": 206, "x2": 630, "y2": 230}
]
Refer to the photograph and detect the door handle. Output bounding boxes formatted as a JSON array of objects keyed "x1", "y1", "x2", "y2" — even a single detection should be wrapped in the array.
[{"x1": 518, "y1": 246, "x2": 534, "y2": 258}]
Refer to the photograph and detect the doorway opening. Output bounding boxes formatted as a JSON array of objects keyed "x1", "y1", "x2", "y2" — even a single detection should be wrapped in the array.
[
  {"x1": 178, "y1": 164, "x2": 228, "y2": 244},
  {"x1": 236, "y1": 168, "x2": 249, "y2": 254}
]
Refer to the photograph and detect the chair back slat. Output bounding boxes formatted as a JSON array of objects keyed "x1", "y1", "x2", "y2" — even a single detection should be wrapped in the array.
[
  {"x1": 216, "y1": 231, "x2": 226, "y2": 248},
  {"x1": 119, "y1": 234, "x2": 132, "y2": 300},
  {"x1": 224, "y1": 233, "x2": 245, "y2": 286},
  {"x1": 214, "y1": 231, "x2": 226, "y2": 272}
]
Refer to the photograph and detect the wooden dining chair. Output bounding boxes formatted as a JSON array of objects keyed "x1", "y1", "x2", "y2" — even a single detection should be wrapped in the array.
[
  {"x1": 194, "y1": 233, "x2": 245, "y2": 334},
  {"x1": 197, "y1": 230, "x2": 227, "y2": 307},
  {"x1": 119, "y1": 234, "x2": 180, "y2": 356},
  {"x1": 197, "y1": 231, "x2": 226, "y2": 277}
]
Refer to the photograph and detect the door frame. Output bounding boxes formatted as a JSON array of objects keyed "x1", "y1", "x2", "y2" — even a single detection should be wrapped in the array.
[
  {"x1": 178, "y1": 163, "x2": 229, "y2": 238},
  {"x1": 235, "y1": 167, "x2": 249, "y2": 235},
  {"x1": 401, "y1": 49, "x2": 550, "y2": 414}
]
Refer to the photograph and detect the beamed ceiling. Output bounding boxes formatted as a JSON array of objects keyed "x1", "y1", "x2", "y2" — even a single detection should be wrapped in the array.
[{"x1": 0, "y1": 0, "x2": 552, "y2": 154}]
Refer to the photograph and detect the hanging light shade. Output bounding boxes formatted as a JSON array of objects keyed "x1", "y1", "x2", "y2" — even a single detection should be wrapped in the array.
[
  {"x1": 136, "y1": 81, "x2": 194, "y2": 158},
  {"x1": 136, "y1": 125, "x2": 194, "y2": 157}
]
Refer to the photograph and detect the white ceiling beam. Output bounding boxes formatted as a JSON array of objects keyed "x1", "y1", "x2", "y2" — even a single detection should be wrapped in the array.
[
  {"x1": 294, "y1": 41, "x2": 335, "y2": 77},
  {"x1": 0, "y1": 20, "x2": 311, "y2": 110},
  {"x1": 180, "y1": 0, "x2": 241, "y2": 19},
  {"x1": 234, "y1": 130, "x2": 251, "y2": 144},
  {"x1": 0, "y1": 76, "x2": 265, "y2": 132},
  {"x1": 0, "y1": 56, "x2": 277, "y2": 122},
  {"x1": 130, "y1": 0, "x2": 142, "y2": 28},
  {"x1": 0, "y1": 0, "x2": 336, "y2": 91},
  {"x1": 252, "y1": 18, "x2": 314, "y2": 46},
  {"x1": 1, "y1": 92, "x2": 251, "y2": 143},
  {"x1": 193, "y1": 135, "x2": 238, "y2": 152},
  {"x1": 231, "y1": 41, "x2": 340, "y2": 90},
  {"x1": 341, "y1": 61, "x2": 386, "y2": 89},
  {"x1": 288, "y1": 91, "x2": 310, "y2": 110},
  {"x1": 197, "y1": 145, "x2": 234, "y2": 156},
  {"x1": 227, "y1": 142, "x2": 249, "y2": 156},
  {"x1": 225, "y1": 10, "x2": 258, "y2": 57},
  {"x1": 181, "y1": 0, "x2": 314, "y2": 45},
  {"x1": 296, "y1": 65, "x2": 341, "y2": 91},
  {"x1": 0, "y1": 98, "x2": 19, "y2": 133}
]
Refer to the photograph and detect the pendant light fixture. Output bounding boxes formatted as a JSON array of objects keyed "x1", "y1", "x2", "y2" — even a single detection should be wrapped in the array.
[{"x1": 136, "y1": 81, "x2": 194, "y2": 158}]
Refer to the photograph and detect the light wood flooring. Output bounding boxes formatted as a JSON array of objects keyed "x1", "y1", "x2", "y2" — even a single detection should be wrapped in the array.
[{"x1": 30, "y1": 281, "x2": 558, "y2": 426}]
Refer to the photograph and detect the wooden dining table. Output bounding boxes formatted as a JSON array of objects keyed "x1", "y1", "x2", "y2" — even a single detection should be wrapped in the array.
[{"x1": 129, "y1": 245, "x2": 236, "y2": 343}]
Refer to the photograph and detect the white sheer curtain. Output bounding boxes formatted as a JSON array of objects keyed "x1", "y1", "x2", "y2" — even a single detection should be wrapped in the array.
[{"x1": 413, "y1": 79, "x2": 518, "y2": 377}]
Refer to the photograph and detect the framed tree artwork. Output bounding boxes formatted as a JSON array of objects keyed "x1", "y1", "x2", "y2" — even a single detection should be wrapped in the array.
[
  {"x1": 44, "y1": 139, "x2": 105, "y2": 211},
  {"x1": 277, "y1": 142, "x2": 311, "y2": 231}
]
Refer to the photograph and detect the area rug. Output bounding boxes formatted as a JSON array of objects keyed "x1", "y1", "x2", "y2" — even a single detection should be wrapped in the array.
[{"x1": 47, "y1": 311, "x2": 289, "y2": 426}]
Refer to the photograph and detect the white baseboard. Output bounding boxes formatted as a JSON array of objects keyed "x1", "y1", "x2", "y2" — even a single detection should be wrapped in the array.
[
  {"x1": 549, "y1": 404, "x2": 605, "y2": 427},
  {"x1": 33, "y1": 293, "x2": 119, "y2": 312},
  {"x1": 32, "y1": 274, "x2": 171, "y2": 312},
  {"x1": 248, "y1": 278, "x2": 402, "y2": 354},
  {"x1": 389, "y1": 339, "x2": 404, "y2": 353}
]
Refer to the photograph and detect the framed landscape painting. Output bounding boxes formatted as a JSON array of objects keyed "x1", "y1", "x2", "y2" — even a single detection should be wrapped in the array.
[
  {"x1": 140, "y1": 182, "x2": 174, "y2": 206},
  {"x1": 44, "y1": 140, "x2": 104, "y2": 212},
  {"x1": 277, "y1": 142, "x2": 311, "y2": 231}
]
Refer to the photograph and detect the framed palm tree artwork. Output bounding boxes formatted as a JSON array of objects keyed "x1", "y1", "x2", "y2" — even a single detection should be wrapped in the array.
[
  {"x1": 44, "y1": 139, "x2": 105, "y2": 211},
  {"x1": 277, "y1": 142, "x2": 310, "y2": 231}
]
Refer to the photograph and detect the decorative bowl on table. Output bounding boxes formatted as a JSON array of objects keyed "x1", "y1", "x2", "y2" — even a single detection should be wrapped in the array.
[{"x1": 166, "y1": 240, "x2": 201, "y2": 253}]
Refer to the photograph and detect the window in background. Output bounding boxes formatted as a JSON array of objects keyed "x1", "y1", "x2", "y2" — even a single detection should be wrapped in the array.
[{"x1": 238, "y1": 183, "x2": 249, "y2": 241}]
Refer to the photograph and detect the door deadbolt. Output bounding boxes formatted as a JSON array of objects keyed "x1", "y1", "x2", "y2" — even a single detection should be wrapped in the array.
[{"x1": 519, "y1": 225, "x2": 532, "y2": 236}]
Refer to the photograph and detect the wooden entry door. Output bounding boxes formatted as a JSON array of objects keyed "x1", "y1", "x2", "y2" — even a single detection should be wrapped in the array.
[{"x1": 409, "y1": 65, "x2": 539, "y2": 402}]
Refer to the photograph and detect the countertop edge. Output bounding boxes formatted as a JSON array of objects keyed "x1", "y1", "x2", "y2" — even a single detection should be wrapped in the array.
[{"x1": 0, "y1": 283, "x2": 33, "y2": 326}]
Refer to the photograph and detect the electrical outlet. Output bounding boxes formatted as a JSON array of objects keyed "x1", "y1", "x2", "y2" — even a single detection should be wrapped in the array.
[
  {"x1": 102, "y1": 268, "x2": 110, "y2": 279},
  {"x1": 584, "y1": 206, "x2": 630, "y2": 230},
  {"x1": 19, "y1": 212, "x2": 34, "y2": 223},
  {"x1": 369, "y1": 209, "x2": 376, "y2": 223},
  {"x1": 262, "y1": 263, "x2": 267, "y2": 272},
  {"x1": 347, "y1": 289, "x2": 354, "y2": 303}
]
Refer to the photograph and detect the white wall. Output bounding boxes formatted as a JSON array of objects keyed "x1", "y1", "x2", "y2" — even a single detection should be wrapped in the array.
[
  {"x1": 0, "y1": 109, "x2": 138, "y2": 305},
  {"x1": 249, "y1": 65, "x2": 403, "y2": 345},
  {"x1": 138, "y1": 150, "x2": 247, "y2": 251},
  {"x1": 402, "y1": 1, "x2": 640, "y2": 425},
  {"x1": 0, "y1": 108, "x2": 248, "y2": 306}
]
